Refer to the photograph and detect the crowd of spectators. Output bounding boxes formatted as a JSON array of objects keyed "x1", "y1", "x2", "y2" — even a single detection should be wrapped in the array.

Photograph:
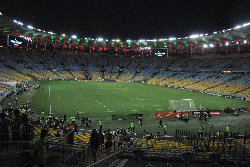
[{"x1": 0, "y1": 49, "x2": 250, "y2": 99}]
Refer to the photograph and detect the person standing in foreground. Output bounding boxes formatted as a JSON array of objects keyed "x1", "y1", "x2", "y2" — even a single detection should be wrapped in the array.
[
  {"x1": 138, "y1": 117, "x2": 143, "y2": 126},
  {"x1": 90, "y1": 129, "x2": 100, "y2": 162},
  {"x1": 71, "y1": 116, "x2": 76, "y2": 126},
  {"x1": 105, "y1": 129, "x2": 113, "y2": 155},
  {"x1": 63, "y1": 114, "x2": 66, "y2": 122},
  {"x1": 225, "y1": 125, "x2": 230, "y2": 137},
  {"x1": 130, "y1": 122, "x2": 135, "y2": 132},
  {"x1": 81, "y1": 117, "x2": 85, "y2": 127},
  {"x1": 163, "y1": 123, "x2": 168, "y2": 135},
  {"x1": 41, "y1": 111, "x2": 45, "y2": 120},
  {"x1": 99, "y1": 119, "x2": 103, "y2": 130},
  {"x1": 198, "y1": 126, "x2": 203, "y2": 138},
  {"x1": 76, "y1": 109, "x2": 79, "y2": 120},
  {"x1": 158, "y1": 118, "x2": 163, "y2": 127}
]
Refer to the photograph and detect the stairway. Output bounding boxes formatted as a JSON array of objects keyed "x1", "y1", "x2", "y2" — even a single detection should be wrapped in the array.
[
  {"x1": 234, "y1": 86, "x2": 250, "y2": 94},
  {"x1": 204, "y1": 76, "x2": 241, "y2": 91}
]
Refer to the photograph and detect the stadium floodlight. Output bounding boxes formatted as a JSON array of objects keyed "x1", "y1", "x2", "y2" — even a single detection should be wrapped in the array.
[
  {"x1": 97, "y1": 38, "x2": 104, "y2": 42},
  {"x1": 244, "y1": 40, "x2": 247, "y2": 44},
  {"x1": 213, "y1": 32, "x2": 217, "y2": 34},
  {"x1": 189, "y1": 34, "x2": 199, "y2": 39},
  {"x1": 234, "y1": 25, "x2": 242, "y2": 29},
  {"x1": 243, "y1": 22, "x2": 250, "y2": 27},
  {"x1": 126, "y1": 39, "x2": 131, "y2": 43},
  {"x1": 178, "y1": 37, "x2": 182, "y2": 40},
  {"x1": 37, "y1": 29, "x2": 42, "y2": 32},
  {"x1": 17, "y1": 21, "x2": 24, "y2": 26},
  {"x1": 169, "y1": 37, "x2": 176, "y2": 41},
  {"x1": 61, "y1": 34, "x2": 66, "y2": 37},
  {"x1": 27, "y1": 25, "x2": 34, "y2": 29},
  {"x1": 199, "y1": 34, "x2": 204, "y2": 37},
  {"x1": 203, "y1": 44, "x2": 208, "y2": 48},
  {"x1": 225, "y1": 42, "x2": 229, "y2": 46},
  {"x1": 209, "y1": 43, "x2": 214, "y2": 48},
  {"x1": 115, "y1": 39, "x2": 120, "y2": 42},
  {"x1": 205, "y1": 33, "x2": 208, "y2": 36},
  {"x1": 139, "y1": 39, "x2": 145, "y2": 42},
  {"x1": 71, "y1": 35, "x2": 77, "y2": 39},
  {"x1": 13, "y1": 20, "x2": 18, "y2": 23},
  {"x1": 0, "y1": 12, "x2": 2, "y2": 15},
  {"x1": 152, "y1": 39, "x2": 157, "y2": 42}
]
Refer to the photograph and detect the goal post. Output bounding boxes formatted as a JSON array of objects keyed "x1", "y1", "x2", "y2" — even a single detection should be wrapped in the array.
[{"x1": 169, "y1": 99, "x2": 197, "y2": 111}]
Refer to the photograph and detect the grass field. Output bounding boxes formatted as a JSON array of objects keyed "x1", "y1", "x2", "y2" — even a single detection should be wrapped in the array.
[
  {"x1": 29, "y1": 80, "x2": 250, "y2": 117},
  {"x1": 2, "y1": 80, "x2": 250, "y2": 135}
]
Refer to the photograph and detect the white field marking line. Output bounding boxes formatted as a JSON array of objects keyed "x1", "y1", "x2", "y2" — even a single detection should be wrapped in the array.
[
  {"x1": 106, "y1": 110, "x2": 114, "y2": 112},
  {"x1": 49, "y1": 84, "x2": 52, "y2": 115},
  {"x1": 99, "y1": 87, "x2": 129, "y2": 90},
  {"x1": 156, "y1": 108, "x2": 163, "y2": 110},
  {"x1": 154, "y1": 105, "x2": 161, "y2": 106},
  {"x1": 49, "y1": 85, "x2": 50, "y2": 97},
  {"x1": 138, "y1": 99, "x2": 151, "y2": 101},
  {"x1": 131, "y1": 109, "x2": 138, "y2": 111},
  {"x1": 132, "y1": 98, "x2": 151, "y2": 101},
  {"x1": 96, "y1": 100, "x2": 114, "y2": 113}
]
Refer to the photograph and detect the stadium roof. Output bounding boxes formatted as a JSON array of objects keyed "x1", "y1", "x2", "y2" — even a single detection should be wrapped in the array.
[{"x1": 1, "y1": 12, "x2": 250, "y2": 50}]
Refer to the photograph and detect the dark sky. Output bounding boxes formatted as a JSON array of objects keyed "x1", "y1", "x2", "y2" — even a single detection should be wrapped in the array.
[{"x1": 0, "y1": 0, "x2": 250, "y2": 39}]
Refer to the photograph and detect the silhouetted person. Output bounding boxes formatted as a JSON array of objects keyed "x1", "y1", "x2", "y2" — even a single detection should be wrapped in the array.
[
  {"x1": 90, "y1": 129, "x2": 100, "y2": 162},
  {"x1": 158, "y1": 118, "x2": 163, "y2": 127},
  {"x1": 105, "y1": 129, "x2": 112, "y2": 155}
]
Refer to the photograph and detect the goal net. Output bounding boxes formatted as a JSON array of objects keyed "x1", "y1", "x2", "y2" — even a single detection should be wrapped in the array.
[{"x1": 169, "y1": 99, "x2": 197, "y2": 111}]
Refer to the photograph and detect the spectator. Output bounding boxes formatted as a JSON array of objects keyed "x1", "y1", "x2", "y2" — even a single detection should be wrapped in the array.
[
  {"x1": 99, "y1": 119, "x2": 103, "y2": 130},
  {"x1": 81, "y1": 116, "x2": 85, "y2": 127},
  {"x1": 138, "y1": 117, "x2": 143, "y2": 126},
  {"x1": 90, "y1": 129, "x2": 100, "y2": 162},
  {"x1": 158, "y1": 118, "x2": 163, "y2": 127},
  {"x1": 12, "y1": 110, "x2": 21, "y2": 141},
  {"x1": 105, "y1": 129, "x2": 112, "y2": 155},
  {"x1": 0, "y1": 113, "x2": 10, "y2": 150},
  {"x1": 63, "y1": 114, "x2": 66, "y2": 122}
]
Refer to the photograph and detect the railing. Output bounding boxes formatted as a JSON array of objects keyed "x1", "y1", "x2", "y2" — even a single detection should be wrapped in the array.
[
  {"x1": 87, "y1": 150, "x2": 125, "y2": 167},
  {"x1": 174, "y1": 129, "x2": 250, "y2": 161},
  {"x1": 0, "y1": 141, "x2": 33, "y2": 154},
  {"x1": 236, "y1": 138, "x2": 250, "y2": 161},
  {"x1": 45, "y1": 134, "x2": 128, "y2": 166}
]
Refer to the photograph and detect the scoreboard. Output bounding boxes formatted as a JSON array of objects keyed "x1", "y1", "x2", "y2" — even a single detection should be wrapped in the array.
[{"x1": 8, "y1": 35, "x2": 26, "y2": 47}]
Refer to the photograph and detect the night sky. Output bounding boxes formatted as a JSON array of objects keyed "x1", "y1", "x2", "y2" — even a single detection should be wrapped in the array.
[{"x1": 0, "y1": 0, "x2": 250, "y2": 39}]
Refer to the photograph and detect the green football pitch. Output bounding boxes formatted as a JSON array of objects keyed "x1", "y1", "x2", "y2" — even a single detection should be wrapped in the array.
[
  {"x1": 29, "y1": 80, "x2": 250, "y2": 118},
  {"x1": 2, "y1": 80, "x2": 250, "y2": 134}
]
